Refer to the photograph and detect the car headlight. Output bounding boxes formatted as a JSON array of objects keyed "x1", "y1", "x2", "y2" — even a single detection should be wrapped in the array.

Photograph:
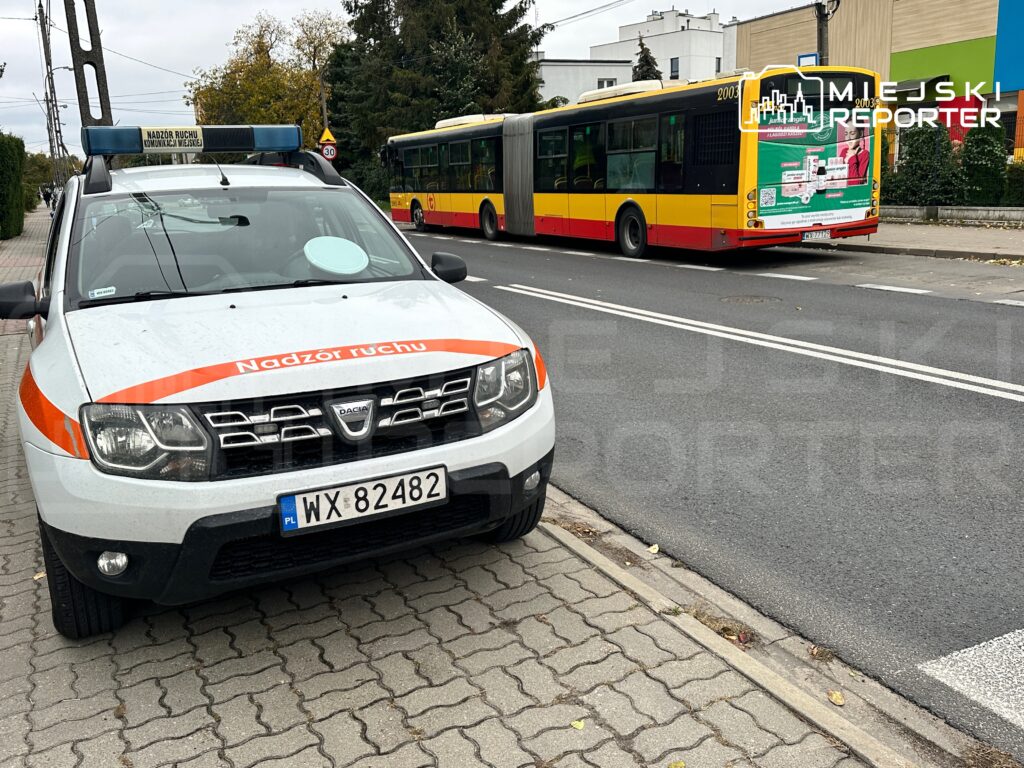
[
  {"x1": 474, "y1": 349, "x2": 538, "y2": 432},
  {"x1": 81, "y1": 404, "x2": 210, "y2": 481}
]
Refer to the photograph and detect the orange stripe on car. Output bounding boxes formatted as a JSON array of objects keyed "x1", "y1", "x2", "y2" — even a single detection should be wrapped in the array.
[
  {"x1": 534, "y1": 349, "x2": 547, "y2": 390},
  {"x1": 99, "y1": 338, "x2": 523, "y2": 404},
  {"x1": 20, "y1": 367, "x2": 89, "y2": 459}
]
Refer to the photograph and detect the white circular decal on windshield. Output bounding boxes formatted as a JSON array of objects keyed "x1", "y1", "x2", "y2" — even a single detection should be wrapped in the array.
[{"x1": 303, "y1": 236, "x2": 370, "y2": 275}]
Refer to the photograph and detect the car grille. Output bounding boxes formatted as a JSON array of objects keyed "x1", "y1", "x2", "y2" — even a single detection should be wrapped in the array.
[
  {"x1": 208, "y1": 494, "x2": 489, "y2": 581},
  {"x1": 192, "y1": 367, "x2": 481, "y2": 480}
]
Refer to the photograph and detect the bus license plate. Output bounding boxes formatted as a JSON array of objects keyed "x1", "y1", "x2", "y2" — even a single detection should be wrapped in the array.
[
  {"x1": 279, "y1": 467, "x2": 448, "y2": 535},
  {"x1": 802, "y1": 230, "x2": 831, "y2": 241}
]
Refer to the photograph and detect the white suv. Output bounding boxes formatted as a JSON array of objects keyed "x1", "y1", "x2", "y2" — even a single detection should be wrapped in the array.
[{"x1": 0, "y1": 125, "x2": 554, "y2": 639}]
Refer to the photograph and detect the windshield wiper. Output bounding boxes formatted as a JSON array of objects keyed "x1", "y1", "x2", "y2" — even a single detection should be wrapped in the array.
[
  {"x1": 79, "y1": 289, "x2": 200, "y2": 308},
  {"x1": 218, "y1": 278, "x2": 354, "y2": 294}
]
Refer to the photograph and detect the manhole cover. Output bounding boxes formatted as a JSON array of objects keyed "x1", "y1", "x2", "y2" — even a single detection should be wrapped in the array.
[{"x1": 720, "y1": 295, "x2": 782, "y2": 304}]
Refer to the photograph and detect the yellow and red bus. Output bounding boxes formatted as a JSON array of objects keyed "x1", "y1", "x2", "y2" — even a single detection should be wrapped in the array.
[{"x1": 386, "y1": 66, "x2": 882, "y2": 257}]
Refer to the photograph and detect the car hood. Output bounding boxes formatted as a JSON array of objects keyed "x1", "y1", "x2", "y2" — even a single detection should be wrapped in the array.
[{"x1": 65, "y1": 281, "x2": 523, "y2": 404}]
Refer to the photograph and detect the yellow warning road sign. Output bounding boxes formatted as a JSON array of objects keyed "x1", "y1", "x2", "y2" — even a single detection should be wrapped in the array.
[{"x1": 319, "y1": 127, "x2": 336, "y2": 144}]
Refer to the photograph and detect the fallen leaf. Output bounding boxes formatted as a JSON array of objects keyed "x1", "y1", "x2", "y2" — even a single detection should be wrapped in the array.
[
  {"x1": 647, "y1": 544, "x2": 660, "y2": 554},
  {"x1": 624, "y1": 560, "x2": 632, "y2": 567},
  {"x1": 827, "y1": 689, "x2": 846, "y2": 707},
  {"x1": 570, "y1": 720, "x2": 585, "y2": 730},
  {"x1": 668, "y1": 762, "x2": 686, "y2": 768},
  {"x1": 33, "y1": 571, "x2": 45, "y2": 581}
]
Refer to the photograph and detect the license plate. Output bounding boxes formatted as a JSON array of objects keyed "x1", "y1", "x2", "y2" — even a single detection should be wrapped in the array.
[
  {"x1": 802, "y1": 230, "x2": 831, "y2": 241},
  {"x1": 279, "y1": 467, "x2": 447, "y2": 535}
]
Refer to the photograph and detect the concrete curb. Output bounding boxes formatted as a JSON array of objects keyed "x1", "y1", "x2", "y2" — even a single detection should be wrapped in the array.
[
  {"x1": 792, "y1": 241, "x2": 1021, "y2": 262},
  {"x1": 540, "y1": 521, "x2": 921, "y2": 768}
]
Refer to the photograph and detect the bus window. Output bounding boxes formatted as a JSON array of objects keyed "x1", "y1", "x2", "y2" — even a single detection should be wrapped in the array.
[
  {"x1": 421, "y1": 145, "x2": 439, "y2": 192},
  {"x1": 449, "y1": 141, "x2": 472, "y2": 192},
  {"x1": 402, "y1": 147, "x2": 419, "y2": 191},
  {"x1": 536, "y1": 129, "x2": 568, "y2": 192},
  {"x1": 658, "y1": 113, "x2": 685, "y2": 192},
  {"x1": 693, "y1": 111, "x2": 738, "y2": 166},
  {"x1": 473, "y1": 138, "x2": 498, "y2": 191},
  {"x1": 571, "y1": 124, "x2": 605, "y2": 191},
  {"x1": 607, "y1": 117, "x2": 657, "y2": 192}
]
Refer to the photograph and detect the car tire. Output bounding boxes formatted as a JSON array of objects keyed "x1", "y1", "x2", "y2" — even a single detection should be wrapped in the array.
[
  {"x1": 412, "y1": 201, "x2": 428, "y2": 232},
  {"x1": 617, "y1": 206, "x2": 648, "y2": 258},
  {"x1": 481, "y1": 490, "x2": 546, "y2": 543},
  {"x1": 40, "y1": 519, "x2": 128, "y2": 639},
  {"x1": 480, "y1": 203, "x2": 499, "y2": 241}
]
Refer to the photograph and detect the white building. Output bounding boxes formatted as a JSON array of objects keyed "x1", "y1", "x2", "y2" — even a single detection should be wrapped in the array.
[
  {"x1": 590, "y1": 9, "x2": 725, "y2": 84},
  {"x1": 534, "y1": 53, "x2": 633, "y2": 103}
]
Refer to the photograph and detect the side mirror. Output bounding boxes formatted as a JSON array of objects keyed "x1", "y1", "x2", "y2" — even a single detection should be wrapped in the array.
[
  {"x1": 431, "y1": 252, "x2": 467, "y2": 284},
  {"x1": 0, "y1": 281, "x2": 47, "y2": 320}
]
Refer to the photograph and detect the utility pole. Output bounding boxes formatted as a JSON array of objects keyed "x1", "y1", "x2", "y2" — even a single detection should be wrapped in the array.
[
  {"x1": 63, "y1": 0, "x2": 112, "y2": 127},
  {"x1": 37, "y1": 2, "x2": 72, "y2": 188},
  {"x1": 815, "y1": 0, "x2": 841, "y2": 66}
]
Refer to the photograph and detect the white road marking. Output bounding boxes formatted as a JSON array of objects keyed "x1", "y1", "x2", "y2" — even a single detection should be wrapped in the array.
[
  {"x1": 561, "y1": 250, "x2": 597, "y2": 256},
  {"x1": 756, "y1": 273, "x2": 818, "y2": 281},
  {"x1": 993, "y1": 299, "x2": 1024, "y2": 307},
  {"x1": 521, "y1": 246, "x2": 551, "y2": 252},
  {"x1": 676, "y1": 264, "x2": 724, "y2": 272},
  {"x1": 463, "y1": 275, "x2": 488, "y2": 282},
  {"x1": 857, "y1": 283, "x2": 932, "y2": 295},
  {"x1": 458, "y1": 239, "x2": 479, "y2": 243},
  {"x1": 491, "y1": 242, "x2": 513, "y2": 247},
  {"x1": 497, "y1": 284, "x2": 1024, "y2": 402},
  {"x1": 612, "y1": 256, "x2": 651, "y2": 262},
  {"x1": 920, "y1": 630, "x2": 1024, "y2": 729}
]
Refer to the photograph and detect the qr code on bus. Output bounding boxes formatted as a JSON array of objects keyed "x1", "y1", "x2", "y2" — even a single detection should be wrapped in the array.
[{"x1": 759, "y1": 188, "x2": 777, "y2": 208}]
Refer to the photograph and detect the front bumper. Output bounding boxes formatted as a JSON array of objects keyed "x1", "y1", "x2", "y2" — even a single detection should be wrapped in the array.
[
  {"x1": 26, "y1": 387, "x2": 554, "y2": 543},
  {"x1": 42, "y1": 449, "x2": 554, "y2": 605}
]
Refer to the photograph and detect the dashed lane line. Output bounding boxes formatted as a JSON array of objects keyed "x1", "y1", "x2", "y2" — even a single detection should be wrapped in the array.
[
  {"x1": 612, "y1": 256, "x2": 651, "y2": 262},
  {"x1": 857, "y1": 284, "x2": 932, "y2": 295},
  {"x1": 462, "y1": 275, "x2": 488, "y2": 282},
  {"x1": 521, "y1": 245, "x2": 552, "y2": 252},
  {"x1": 496, "y1": 283, "x2": 1024, "y2": 402},
  {"x1": 756, "y1": 273, "x2": 818, "y2": 281},
  {"x1": 676, "y1": 264, "x2": 724, "y2": 271},
  {"x1": 993, "y1": 299, "x2": 1024, "y2": 307}
]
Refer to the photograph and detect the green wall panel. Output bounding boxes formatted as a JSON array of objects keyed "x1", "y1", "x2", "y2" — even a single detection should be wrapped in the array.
[{"x1": 890, "y1": 37, "x2": 996, "y2": 89}]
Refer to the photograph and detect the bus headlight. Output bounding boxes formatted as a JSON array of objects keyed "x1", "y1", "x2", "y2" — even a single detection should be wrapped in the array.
[
  {"x1": 474, "y1": 350, "x2": 538, "y2": 432},
  {"x1": 81, "y1": 404, "x2": 210, "y2": 480}
]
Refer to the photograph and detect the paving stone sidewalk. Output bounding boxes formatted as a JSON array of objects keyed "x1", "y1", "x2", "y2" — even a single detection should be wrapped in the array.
[{"x1": 0, "y1": 210, "x2": 864, "y2": 767}]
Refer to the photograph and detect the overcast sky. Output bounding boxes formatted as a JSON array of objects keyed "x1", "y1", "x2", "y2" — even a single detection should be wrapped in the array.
[{"x1": 0, "y1": 0, "x2": 787, "y2": 157}]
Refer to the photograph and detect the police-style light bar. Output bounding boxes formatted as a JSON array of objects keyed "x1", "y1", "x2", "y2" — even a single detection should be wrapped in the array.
[{"x1": 81, "y1": 125, "x2": 302, "y2": 157}]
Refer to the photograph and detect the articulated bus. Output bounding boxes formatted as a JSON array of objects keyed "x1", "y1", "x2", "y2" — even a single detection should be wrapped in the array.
[{"x1": 386, "y1": 66, "x2": 882, "y2": 257}]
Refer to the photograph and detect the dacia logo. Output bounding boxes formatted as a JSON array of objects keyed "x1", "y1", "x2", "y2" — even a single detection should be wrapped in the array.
[{"x1": 329, "y1": 398, "x2": 376, "y2": 442}]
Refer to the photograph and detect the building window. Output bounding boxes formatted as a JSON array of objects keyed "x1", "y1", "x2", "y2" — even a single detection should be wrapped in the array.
[
  {"x1": 597, "y1": 78, "x2": 617, "y2": 89},
  {"x1": 536, "y1": 129, "x2": 568, "y2": 191},
  {"x1": 715, "y1": 57, "x2": 722, "y2": 74},
  {"x1": 658, "y1": 113, "x2": 684, "y2": 192},
  {"x1": 670, "y1": 58, "x2": 679, "y2": 80},
  {"x1": 606, "y1": 117, "x2": 657, "y2": 191},
  {"x1": 571, "y1": 123, "x2": 606, "y2": 191}
]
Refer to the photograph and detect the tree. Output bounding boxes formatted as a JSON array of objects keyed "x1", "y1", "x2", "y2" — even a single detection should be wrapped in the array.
[
  {"x1": 961, "y1": 124, "x2": 1007, "y2": 206},
  {"x1": 187, "y1": 11, "x2": 346, "y2": 149},
  {"x1": 429, "y1": 20, "x2": 485, "y2": 119},
  {"x1": 884, "y1": 127, "x2": 964, "y2": 207},
  {"x1": 632, "y1": 35, "x2": 661, "y2": 82},
  {"x1": 0, "y1": 133, "x2": 25, "y2": 239}
]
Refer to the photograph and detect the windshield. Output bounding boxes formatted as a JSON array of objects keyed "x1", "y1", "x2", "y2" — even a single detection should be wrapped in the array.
[{"x1": 67, "y1": 187, "x2": 424, "y2": 308}]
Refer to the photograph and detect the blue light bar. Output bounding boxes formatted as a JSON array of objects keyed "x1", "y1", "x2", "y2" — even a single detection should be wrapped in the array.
[{"x1": 81, "y1": 125, "x2": 303, "y2": 156}]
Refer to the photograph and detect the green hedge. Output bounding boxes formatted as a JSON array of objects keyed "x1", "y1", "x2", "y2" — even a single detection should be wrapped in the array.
[
  {"x1": 0, "y1": 133, "x2": 26, "y2": 239},
  {"x1": 1006, "y1": 162, "x2": 1024, "y2": 207}
]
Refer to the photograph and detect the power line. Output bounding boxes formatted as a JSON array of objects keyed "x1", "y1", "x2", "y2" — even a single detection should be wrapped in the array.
[
  {"x1": 547, "y1": 0, "x2": 640, "y2": 28},
  {"x1": 49, "y1": 23, "x2": 194, "y2": 79}
]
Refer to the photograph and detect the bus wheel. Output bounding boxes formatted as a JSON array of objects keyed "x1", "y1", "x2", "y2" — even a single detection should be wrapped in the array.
[
  {"x1": 617, "y1": 207, "x2": 647, "y2": 258},
  {"x1": 412, "y1": 201, "x2": 428, "y2": 232},
  {"x1": 481, "y1": 203, "x2": 499, "y2": 241}
]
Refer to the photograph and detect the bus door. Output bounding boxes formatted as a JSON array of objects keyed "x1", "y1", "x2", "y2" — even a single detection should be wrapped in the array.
[
  {"x1": 534, "y1": 128, "x2": 569, "y2": 236},
  {"x1": 656, "y1": 111, "x2": 711, "y2": 249},
  {"x1": 429, "y1": 144, "x2": 451, "y2": 227},
  {"x1": 568, "y1": 123, "x2": 608, "y2": 239}
]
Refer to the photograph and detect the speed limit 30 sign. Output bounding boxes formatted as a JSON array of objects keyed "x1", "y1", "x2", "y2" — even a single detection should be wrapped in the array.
[{"x1": 321, "y1": 144, "x2": 337, "y2": 161}]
